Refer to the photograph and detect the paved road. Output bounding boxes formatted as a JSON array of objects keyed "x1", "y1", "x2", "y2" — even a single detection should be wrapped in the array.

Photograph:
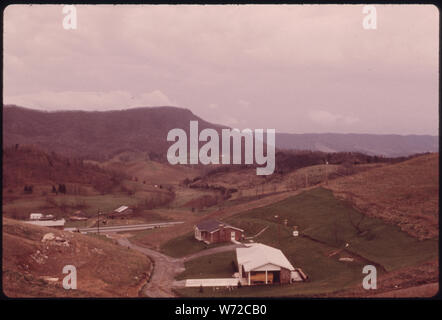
[
  {"x1": 66, "y1": 221, "x2": 184, "y2": 234},
  {"x1": 115, "y1": 238, "x2": 244, "y2": 297}
]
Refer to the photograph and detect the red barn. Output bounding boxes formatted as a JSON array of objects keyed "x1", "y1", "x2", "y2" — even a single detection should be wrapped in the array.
[{"x1": 194, "y1": 219, "x2": 243, "y2": 244}]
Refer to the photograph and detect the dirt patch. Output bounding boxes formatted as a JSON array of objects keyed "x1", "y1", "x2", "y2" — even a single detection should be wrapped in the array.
[{"x1": 2, "y1": 218, "x2": 151, "y2": 297}]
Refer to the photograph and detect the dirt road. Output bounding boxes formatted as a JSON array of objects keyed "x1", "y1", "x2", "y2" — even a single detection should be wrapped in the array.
[
  {"x1": 116, "y1": 237, "x2": 242, "y2": 297},
  {"x1": 117, "y1": 238, "x2": 182, "y2": 297}
]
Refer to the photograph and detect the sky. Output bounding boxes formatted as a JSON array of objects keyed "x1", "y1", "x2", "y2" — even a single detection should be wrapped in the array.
[{"x1": 3, "y1": 4, "x2": 439, "y2": 135}]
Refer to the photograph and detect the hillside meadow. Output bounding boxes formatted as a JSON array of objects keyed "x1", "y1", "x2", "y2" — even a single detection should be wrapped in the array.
[{"x1": 175, "y1": 187, "x2": 437, "y2": 297}]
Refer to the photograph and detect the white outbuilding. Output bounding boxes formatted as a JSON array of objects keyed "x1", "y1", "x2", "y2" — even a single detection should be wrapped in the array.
[
  {"x1": 236, "y1": 243, "x2": 295, "y2": 285},
  {"x1": 29, "y1": 213, "x2": 43, "y2": 220}
]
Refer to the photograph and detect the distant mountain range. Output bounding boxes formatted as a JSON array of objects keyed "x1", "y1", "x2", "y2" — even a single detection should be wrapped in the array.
[
  {"x1": 276, "y1": 133, "x2": 438, "y2": 157},
  {"x1": 3, "y1": 105, "x2": 438, "y2": 159}
]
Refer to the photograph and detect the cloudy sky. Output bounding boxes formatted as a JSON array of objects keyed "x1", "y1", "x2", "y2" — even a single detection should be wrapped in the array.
[{"x1": 3, "y1": 5, "x2": 439, "y2": 135}]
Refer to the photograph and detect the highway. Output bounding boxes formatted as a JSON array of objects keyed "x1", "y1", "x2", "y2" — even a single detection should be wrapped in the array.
[{"x1": 65, "y1": 221, "x2": 184, "y2": 234}]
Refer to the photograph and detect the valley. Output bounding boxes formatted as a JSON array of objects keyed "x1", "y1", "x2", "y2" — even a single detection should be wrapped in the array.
[{"x1": 2, "y1": 106, "x2": 439, "y2": 298}]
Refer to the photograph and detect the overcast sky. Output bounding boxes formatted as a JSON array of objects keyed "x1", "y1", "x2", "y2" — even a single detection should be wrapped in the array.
[{"x1": 3, "y1": 5, "x2": 439, "y2": 135}]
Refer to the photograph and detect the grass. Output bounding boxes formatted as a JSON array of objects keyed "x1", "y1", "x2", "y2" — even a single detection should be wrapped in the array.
[
  {"x1": 228, "y1": 187, "x2": 437, "y2": 272},
  {"x1": 176, "y1": 251, "x2": 237, "y2": 280},
  {"x1": 161, "y1": 232, "x2": 231, "y2": 258},
  {"x1": 3, "y1": 193, "x2": 141, "y2": 217},
  {"x1": 170, "y1": 188, "x2": 215, "y2": 208},
  {"x1": 86, "y1": 233, "x2": 116, "y2": 244},
  {"x1": 104, "y1": 155, "x2": 200, "y2": 186},
  {"x1": 64, "y1": 220, "x2": 91, "y2": 228},
  {"x1": 328, "y1": 153, "x2": 439, "y2": 240},
  {"x1": 176, "y1": 233, "x2": 368, "y2": 297},
  {"x1": 175, "y1": 187, "x2": 438, "y2": 297},
  {"x1": 129, "y1": 227, "x2": 164, "y2": 241}
]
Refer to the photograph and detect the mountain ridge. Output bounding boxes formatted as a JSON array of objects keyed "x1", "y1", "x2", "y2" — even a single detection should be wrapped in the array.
[
  {"x1": 3, "y1": 105, "x2": 438, "y2": 159},
  {"x1": 276, "y1": 132, "x2": 438, "y2": 157}
]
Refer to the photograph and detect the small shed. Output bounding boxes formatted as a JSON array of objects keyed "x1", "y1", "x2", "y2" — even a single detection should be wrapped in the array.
[
  {"x1": 108, "y1": 205, "x2": 133, "y2": 219},
  {"x1": 30, "y1": 213, "x2": 43, "y2": 220}
]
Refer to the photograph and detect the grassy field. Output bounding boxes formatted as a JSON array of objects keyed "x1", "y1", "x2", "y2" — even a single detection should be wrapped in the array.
[
  {"x1": 2, "y1": 193, "x2": 141, "y2": 218},
  {"x1": 328, "y1": 153, "x2": 439, "y2": 239},
  {"x1": 175, "y1": 251, "x2": 237, "y2": 280},
  {"x1": 175, "y1": 187, "x2": 438, "y2": 297},
  {"x1": 161, "y1": 232, "x2": 230, "y2": 258},
  {"x1": 86, "y1": 233, "x2": 116, "y2": 244},
  {"x1": 2, "y1": 149, "x2": 205, "y2": 222},
  {"x1": 3, "y1": 188, "x2": 187, "y2": 225},
  {"x1": 169, "y1": 188, "x2": 217, "y2": 209},
  {"x1": 129, "y1": 226, "x2": 168, "y2": 242},
  {"x1": 99, "y1": 152, "x2": 200, "y2": 186},
  {"x1": 227, "y1": 187, "x2": 437, "y2": 272}
]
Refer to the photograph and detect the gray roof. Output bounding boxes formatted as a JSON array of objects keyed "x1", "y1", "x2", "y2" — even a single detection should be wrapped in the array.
[{"x1": 195, "y1": 219, "x2": 243, "y2": 233}]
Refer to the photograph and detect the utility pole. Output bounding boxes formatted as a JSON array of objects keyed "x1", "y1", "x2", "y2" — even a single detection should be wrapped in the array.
[
  {"x1": 325, "y1": 160, "x2": 329, "y2": 186},
  {"x1": 274, "y1": 215, "x2": 281, "y2": 247},
  {"x1": 97, "y1": 209, "x2": 100, "y2": 234},
  {"x1": 277, "y1": 219, "x2": 281, "y2": 247}
]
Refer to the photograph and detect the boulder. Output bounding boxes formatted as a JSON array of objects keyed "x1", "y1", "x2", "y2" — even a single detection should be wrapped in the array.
[{"x1": 41, "y1": 233, "x2": 55, "y2": 242}]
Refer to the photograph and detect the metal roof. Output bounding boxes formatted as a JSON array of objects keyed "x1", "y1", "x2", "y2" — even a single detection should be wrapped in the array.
[
  {"x1": 195, "y1": 219, "x2": 243, "y2": 233},
  {"x1": 114, "y1": 205, "x2": 129, "y2": 213},
  {"x1": 30, "y1": 213, "x2": 43, "y2": 217},
  {"x1": 236, "y1": 243, "x2": 294, "y2": 272}
]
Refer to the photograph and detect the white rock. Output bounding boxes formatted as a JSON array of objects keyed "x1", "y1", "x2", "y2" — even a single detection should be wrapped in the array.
[
  {"x1": 42, "y1": 233, "x2": 55, "y2": 242},
  {"x1": 41, "y1": 276, "x2": 59, "y2": 282},
  {"x1": 339, "y1": 257, "x2": 354, "y2": 262}
]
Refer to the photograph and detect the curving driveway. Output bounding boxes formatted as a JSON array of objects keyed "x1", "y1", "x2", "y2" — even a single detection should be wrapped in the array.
[{"x1": 116, "y1": 237, "x2": 243, "y2": 297}]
